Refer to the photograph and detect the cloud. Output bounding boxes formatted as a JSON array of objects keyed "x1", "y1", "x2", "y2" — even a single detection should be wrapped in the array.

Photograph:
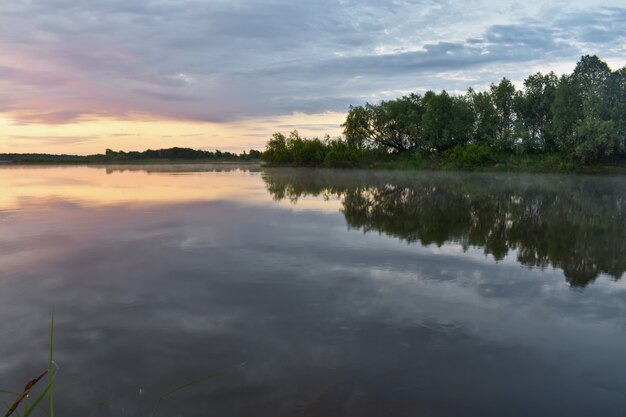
[
  {"x1": 0, "y1": 65, "x2": 71, "y2": 87},
  {"x1": 10, "y1": 111, "x2": 92, "y2": 125},
  {"x1": 8, "y1": 134, "x2": 98, "y2": 144},
  {"x1": 555, "y1": 7, "x2": 626, "y2": 46},
  {"x1": 0, "y1": 1, "x2": 624, "y2": 125}
]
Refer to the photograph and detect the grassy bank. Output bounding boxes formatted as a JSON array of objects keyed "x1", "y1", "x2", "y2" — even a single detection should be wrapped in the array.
[
  {"x1": 262, "y1": 134, "x2": 626, "y2": 174},
  {"x1": 365, "y1": 151, "x2": 626, "y2": 174}
]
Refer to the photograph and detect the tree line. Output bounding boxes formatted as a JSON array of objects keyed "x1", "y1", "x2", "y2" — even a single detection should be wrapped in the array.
[
  {"x1": 0, "y1": 147, "x2": 263, "y2": 164},
  {"x1": 263, "y1": 55, "x2": 626, "y2": 168}
]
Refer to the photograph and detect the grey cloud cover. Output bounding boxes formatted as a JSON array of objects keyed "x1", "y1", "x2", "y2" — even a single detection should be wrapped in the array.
[{"x1": 0, "y1": 0, "x2": 624, "y2": 123}]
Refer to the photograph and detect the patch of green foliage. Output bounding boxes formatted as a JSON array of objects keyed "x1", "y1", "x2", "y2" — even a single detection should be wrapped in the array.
[{"x1": 263, "y1": 55, "x2": 626, "y2": 171}]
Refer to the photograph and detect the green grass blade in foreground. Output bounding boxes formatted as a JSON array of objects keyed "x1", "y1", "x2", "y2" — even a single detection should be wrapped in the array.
[
  {"x1": 148, "y1": 370, "x2": 225, "y2": 417},
  {"x1": 16, "y1": 314, "x2": 55, "y2": 417},
  {"x1": 48, "y1": 313, "x2": 54, "y2": 417},
  {"x1": 3, "y1": 371, "x2": 49, "y2": 417}
]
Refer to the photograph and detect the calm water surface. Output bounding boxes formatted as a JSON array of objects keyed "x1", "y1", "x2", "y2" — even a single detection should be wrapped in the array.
[{"x1": 1, "y1": 165, "x2": 626, "y2": 416}]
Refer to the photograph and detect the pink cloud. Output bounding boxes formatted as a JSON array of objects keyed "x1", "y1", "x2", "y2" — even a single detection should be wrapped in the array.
[
  {"x1": 9, "y1": 111, "x2": 90, "y2": 125},
  {"x1": 0, "y1": 66, "x2": 71, "y2": 87}
]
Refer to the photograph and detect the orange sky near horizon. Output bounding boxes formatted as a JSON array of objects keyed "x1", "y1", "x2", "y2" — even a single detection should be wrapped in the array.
[
  {"x1": 0, "y1": 111, "x2": 346, "y2": 155},
  {"x1": 2, "y1": 1, "x2": 624, "y2": 157}
]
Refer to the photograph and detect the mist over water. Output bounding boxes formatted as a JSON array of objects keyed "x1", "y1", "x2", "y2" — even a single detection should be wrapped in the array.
[{"x1": 1, "y1": 165, "x2": 626, "y2": 416}]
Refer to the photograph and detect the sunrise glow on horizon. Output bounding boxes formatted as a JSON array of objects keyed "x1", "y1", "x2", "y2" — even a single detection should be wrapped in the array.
[
  {"x1": 1, "y1": 1, "x2": 625, "y2": 154},
  {"x1": 0, "y1": 112, "x2": 345, "y2": 154}
]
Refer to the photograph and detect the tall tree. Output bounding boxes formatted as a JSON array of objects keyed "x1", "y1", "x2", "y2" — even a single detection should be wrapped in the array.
[
  {"x1": 607, "y1": 67, "x2": 626, "y2": 144},
  {"x1": 551, "y1": 74, "x2": 583, "y2": 152},
  {"x1": 467, "y1": 88, "x2": 498, "y2": 145},
  {"x1": 420, "y1": 91, "x2": 473, "y2": 152},
  {"x1": 342, "y1": 94, "x2": 423, "y2": 152},
  {"x1": 573, "y1": 55, "x2": 612, "y2": 120},
  {"x1": 343, "y1": 104, "x2": 380, "y2": 150},
  {"x1": 490, "y1": 78, "x2": 516, "y2": 148},
  {"x1": 514, "y1": 72, "x2": 558, "y2": 151}
]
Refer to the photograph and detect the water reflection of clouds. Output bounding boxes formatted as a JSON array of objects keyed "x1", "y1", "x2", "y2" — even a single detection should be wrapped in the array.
[
  {"x1": 422, "y1": 242, "x2": 522, "y2": 266},
  {"x1": 1, "y1": 168, "x2": 626, "y2": 415}
]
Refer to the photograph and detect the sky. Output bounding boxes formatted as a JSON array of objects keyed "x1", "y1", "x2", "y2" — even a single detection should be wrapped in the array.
[{"x1": 1, "y1": 0, "x2": 625, "y2": 154}]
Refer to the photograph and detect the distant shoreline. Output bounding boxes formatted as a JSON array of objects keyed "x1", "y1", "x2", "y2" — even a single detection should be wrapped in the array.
[
  {"x1": 1, "y1": 159, "x2": 262, "y2": 165},
  {"x1": 0, "y1": 146, "x2": 263, "y2": 165}
]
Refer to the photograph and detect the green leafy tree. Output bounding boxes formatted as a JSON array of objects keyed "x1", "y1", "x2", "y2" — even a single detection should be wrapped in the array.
[
  {"x1": 288, "y1": 131, "x2": 327, "y2": 166},
  {"x1": 343, "y1": 104, "x2": 374, "y2": 150},
  {"x1": 514, "y1": 72, "x2": 558, "y2": 151},
  {"x1": 420, "y1": 91, "x2": 472, "y2": 152},
  {"x1": 551, "y1": 74, "x2": 583, "y2": 152},
  {"x1": 573, "y1": 119, "x2": 623, "y2": 163},
  {"x1": 467, "y1": 88, "x2": 498, "y2": 146},
  {"x1": 490, "y1": 78, "x2": 516, "y2": 148},
  {"x1": 607, "y1": 67, "x2": 626, "y2": 148},
  {"x1": 342, "y1": 95, "x2": 424, "y2": 152},
  {"x1": 553, "y1": 55, "x2": 624, "y2": 161},
  {"x1": 574, "y1": 54, "x2": 612, "y2": 120},
  {"x1": 262, "y1": 132, "x2": 292, "y2": 164}
]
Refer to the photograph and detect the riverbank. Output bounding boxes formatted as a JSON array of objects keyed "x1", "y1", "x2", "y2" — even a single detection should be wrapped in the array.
[
  {"x1": 263, "y1": 150, "x2": 626, "y2": 174},
  {"x1": 2, "y1": 159, "x2": 262, "y2": 166},
  {"x1": 4, "y1": 156, "x2": 626, "y2": 174},
  {"x1": 0, "y1": 147, "x2": 263, "y2": 165},
  {"x1": 368, "y1": 152, "x2": 626, "y2": 174}
]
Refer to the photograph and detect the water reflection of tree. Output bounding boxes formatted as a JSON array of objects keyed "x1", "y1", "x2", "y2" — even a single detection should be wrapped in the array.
[{"x1": 262, "y1": 169, "x2": 626, "y2": 287}]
